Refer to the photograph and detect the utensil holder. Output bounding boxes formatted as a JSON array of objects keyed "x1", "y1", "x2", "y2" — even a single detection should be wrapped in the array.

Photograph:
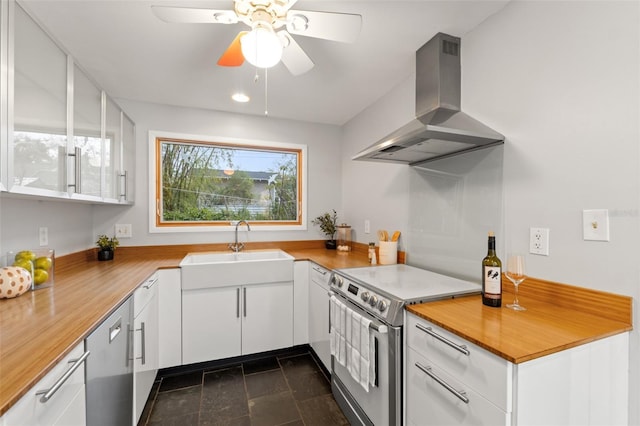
[{"x1": 378, "y1": 241, "x2": 398, "y2": 265}]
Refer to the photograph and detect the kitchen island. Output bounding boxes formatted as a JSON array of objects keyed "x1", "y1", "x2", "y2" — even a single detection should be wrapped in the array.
[{"x1": 405, "y1": 276, "x2": 632, "y2": 425}]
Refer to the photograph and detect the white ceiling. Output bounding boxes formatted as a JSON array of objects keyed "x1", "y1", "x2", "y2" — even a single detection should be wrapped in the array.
[{"x1": 19, "y1": 0, "x2": 510, "y2": 125}]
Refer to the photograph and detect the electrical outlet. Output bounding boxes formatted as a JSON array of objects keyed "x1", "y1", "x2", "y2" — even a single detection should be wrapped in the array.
[
  {"x1": 115, "y1": 224, "x2": 132, "y2": 239},
  {"x1": 39, "y1": 227, "x2": 48, "y2": 247},
  {"x1": 529, "y1": 227, "x2": 550, "y2": 256},
  {"x1": 364, "y1": 219, "x2": 371, "y2": 234}
]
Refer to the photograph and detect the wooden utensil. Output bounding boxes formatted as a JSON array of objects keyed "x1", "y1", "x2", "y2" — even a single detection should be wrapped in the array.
[{"x1": 391, "y1": 231, "x2": 401, "y2": 242}]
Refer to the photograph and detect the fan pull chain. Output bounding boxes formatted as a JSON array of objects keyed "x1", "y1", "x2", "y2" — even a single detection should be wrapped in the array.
[{"x1": 264, "y1": 68, "x2": 269, "y2": 116}]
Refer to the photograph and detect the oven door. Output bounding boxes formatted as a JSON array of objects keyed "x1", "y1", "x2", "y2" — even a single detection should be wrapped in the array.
[{"x1": 330, "y1": 293, "x2": 402, "y2": 426}]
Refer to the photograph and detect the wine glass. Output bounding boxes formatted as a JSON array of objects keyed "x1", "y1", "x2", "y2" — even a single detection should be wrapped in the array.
[{"x1": 505, "y1": 254, "x2": 527, "y2": 311}]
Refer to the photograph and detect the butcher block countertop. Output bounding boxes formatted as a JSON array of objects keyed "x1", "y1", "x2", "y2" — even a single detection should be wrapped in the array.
[
  {"x1": 406, "y1": 275, "x2": 632, "y2": 364},
  {"x1": 0, "y1": 241, "x2": 373, "y2": 416}
]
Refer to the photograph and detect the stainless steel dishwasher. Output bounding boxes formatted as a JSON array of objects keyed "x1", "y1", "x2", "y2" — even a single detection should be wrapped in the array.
[{"x1": 85, "y1": 297, "x2": 133, "y2": 425}]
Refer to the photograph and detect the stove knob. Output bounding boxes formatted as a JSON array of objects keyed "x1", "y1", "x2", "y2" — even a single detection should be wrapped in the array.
[
  {"x1": 361, "y1": 292, "x2": 370, "y2": 303},
  {"x1": 377, "y1": 300, "x2": 387, "y2": 312},
  {"x1": 369, "y1": 295, "x2": 378, "y2": 307},
  {"x1": 331, "y1": 275, "x2": 343, "y2": 288}
]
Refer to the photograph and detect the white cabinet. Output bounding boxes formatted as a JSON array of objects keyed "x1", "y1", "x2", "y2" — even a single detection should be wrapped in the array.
[
  {"x1": 405, "y1": 312, "x2": 629, "y2": 426},
  {"x1": 2, "y1": 0, "x2": 134, "y2": 204},
  {"x1": 1, "y1": 342, "x2": 88, "y2": 426},
  {"x1": 308, "y1": 262, "x2": 332, "y2": 370},
  {"x1": 9, "y1": 1, "x2": 68, "y2": 197},
  {"x1": 133, "y1": 273, "x2": 159, "y2": 424},
  {"x1": 0, "y1": 0, "x2": 8, "y2": 192},
  {"x1": 158, "y1": 268, "x2": 182, "y2": 369},
  {"x1": 182, "y1": 281, "x2": 294, "y2": 365},
  {"x1": 293, "y1": 260, "x2": 309, "y2": 345}
]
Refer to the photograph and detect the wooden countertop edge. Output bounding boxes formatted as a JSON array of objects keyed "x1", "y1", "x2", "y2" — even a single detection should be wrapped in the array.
[{"x1": 0, "y1": 241, "x2": 382, "y2": 415}]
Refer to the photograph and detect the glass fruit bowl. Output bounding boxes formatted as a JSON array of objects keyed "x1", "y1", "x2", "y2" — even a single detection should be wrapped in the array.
[{"x1": 6, "y1": 249, "x2": 55, "y2": 290}]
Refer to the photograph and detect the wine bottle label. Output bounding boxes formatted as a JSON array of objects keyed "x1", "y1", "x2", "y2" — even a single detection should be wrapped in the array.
[{"x1": 484, "y1": 266, "x2": 501, "y2": 298}]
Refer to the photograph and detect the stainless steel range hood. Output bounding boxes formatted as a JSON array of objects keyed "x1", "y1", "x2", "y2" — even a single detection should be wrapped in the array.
[{"x1": 353, "y1": 33, "x2": 504, "y2": 165}]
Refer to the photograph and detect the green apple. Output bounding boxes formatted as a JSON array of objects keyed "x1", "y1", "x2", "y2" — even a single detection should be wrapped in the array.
[
  {"x1": 35, "y1": 257, "x2": 52, "y2": 271},
  {"x1": 15, "y1": 250, "x2": 36, "y2": 262},
  {"x1": 33, "y1": 269, "x2": 48, "y2": 285},
  {"x1": 12, "y1": 259, "x2": 33, "y2": 272}
]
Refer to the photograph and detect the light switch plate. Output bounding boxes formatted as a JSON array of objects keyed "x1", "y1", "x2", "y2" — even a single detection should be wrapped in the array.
[
  {"x1": 115, "y1": 224, "x2": 132, "y2": 239},
  {"x1": 583, "y1": 209, "x2": 609, "y2": 241}
]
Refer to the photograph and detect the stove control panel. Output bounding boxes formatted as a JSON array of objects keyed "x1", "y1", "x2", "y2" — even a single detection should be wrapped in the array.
[{"x1": 329, "y1": 273, "x2": 391, "y2": 319}]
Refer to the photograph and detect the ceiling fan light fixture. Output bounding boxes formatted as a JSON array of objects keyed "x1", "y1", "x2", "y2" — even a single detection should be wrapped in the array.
[{"x1": 240, "y1": 24, "x2": 283, "y2": 68}]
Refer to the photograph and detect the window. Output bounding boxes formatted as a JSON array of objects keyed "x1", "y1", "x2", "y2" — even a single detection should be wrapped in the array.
[{"x1": 150, "y1": 132, "x2": 307, "y2": 232}]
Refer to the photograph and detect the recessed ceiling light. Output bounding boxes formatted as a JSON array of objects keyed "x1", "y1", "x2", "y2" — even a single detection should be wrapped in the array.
[{"x1": 232, "y1": 93, "x2": 250, "y2": 103}]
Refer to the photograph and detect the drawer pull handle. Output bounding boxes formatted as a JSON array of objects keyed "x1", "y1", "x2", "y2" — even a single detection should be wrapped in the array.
[
  {"x1": 36, "y1": 351, "x2": 90, "y2": 403},
  {"x1": 415, "y1": 362, "x2": 469, "y2": 404},
  {"x1": 143, "y1": 278, "x2": 158, "y2": 289},
  {"x1": 415, "y1": 323, "x2": 469, "y2": 356},
  {"x1": 312, "y1": 267, "x2": 327, "y2": 275}
]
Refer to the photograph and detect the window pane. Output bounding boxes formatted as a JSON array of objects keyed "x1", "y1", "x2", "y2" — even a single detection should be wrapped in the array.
[{"x1": 158, "y1": 139, "x2": 301, "y2": 225}]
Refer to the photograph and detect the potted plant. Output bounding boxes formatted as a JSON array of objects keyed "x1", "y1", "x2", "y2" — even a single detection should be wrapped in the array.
[
  {"x1": 312, "y1": 210, "x2": 338, "y2": 249},
  {"x1": 96, "y1": 235, "x2": 119, "y2": 261}
]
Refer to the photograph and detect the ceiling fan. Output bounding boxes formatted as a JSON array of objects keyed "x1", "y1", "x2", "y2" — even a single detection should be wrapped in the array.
[{"x1": 151, "y1": 0, "x2": 362, "y2": 76}]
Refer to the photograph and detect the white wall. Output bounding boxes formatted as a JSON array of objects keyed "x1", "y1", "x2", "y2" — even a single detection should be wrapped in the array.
[
  {"x1": 0, "y1": 195, "x2": 94, "y2": 255},
  {"x1": 94, "y1": 99, "x2": 343, "y2": 246},
  {"x1": 342, "y1": 0, "x2": 640, "y2": 423}
]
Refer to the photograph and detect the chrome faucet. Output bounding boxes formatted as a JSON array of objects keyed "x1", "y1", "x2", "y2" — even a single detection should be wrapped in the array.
[{"x1": 229, "y1": 220, "x2": 251, "y2": 252}]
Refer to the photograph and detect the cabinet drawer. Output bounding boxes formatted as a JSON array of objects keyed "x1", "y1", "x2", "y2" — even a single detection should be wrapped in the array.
[
  {"x1": 406, "y1": 312, "x2": 512, "y2": 410},
  {"x1": 310, "y1": 263, "x2": 331, "y2": 287},
  {"x1": 3, "y1": 343, "x2": 87, "y2": 426},
  {"x1": 134, "y1": 272, "x2": 159, "y2": 316},
  {"x1": 406, "y1": 348, "x2": 509, "y2": 426}
]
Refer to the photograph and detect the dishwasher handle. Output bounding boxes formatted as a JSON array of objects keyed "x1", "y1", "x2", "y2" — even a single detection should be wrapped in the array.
[
  {"x1": 36, "y1": 351, "x2": 90, "y2": 403},
  {"x1": 109, "y1": 318, "x2": 122, "y2": 343}
]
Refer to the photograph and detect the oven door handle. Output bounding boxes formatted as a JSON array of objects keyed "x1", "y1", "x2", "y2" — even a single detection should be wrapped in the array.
[{"x1": 329, "y1": 291, "x2": 388, "y2": 334}]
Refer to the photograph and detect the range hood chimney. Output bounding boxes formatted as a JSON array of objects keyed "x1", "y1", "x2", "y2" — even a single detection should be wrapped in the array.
[{"x1": 353, "y1": 32, "x2": 504, "y2": 165}]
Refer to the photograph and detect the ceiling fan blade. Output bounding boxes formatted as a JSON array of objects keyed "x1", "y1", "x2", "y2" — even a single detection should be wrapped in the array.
[
  {"x1": 218, "y1": 31, "x2": 247, "y2": 67},
  {"x1": 286, "y1": 10, "x2": 362, "y2": 43},
  {"x1": 279, "y1": 31, "x2": 314, "y2": 76},
  {"x1": 151, "y1": 6, "x2": 237, "y2": 24}
]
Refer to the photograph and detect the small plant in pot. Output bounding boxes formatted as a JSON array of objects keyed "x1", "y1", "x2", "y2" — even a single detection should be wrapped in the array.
[
  {"x1": 96, "y1": 235, "x2": 119, "y2": 261},
  {"x1": 312, "y1": 210, "x2": 338, "y2": 250}
]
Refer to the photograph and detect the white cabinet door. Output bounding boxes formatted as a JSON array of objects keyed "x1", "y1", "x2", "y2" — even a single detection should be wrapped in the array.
[
  {"x1": 103, "y1": 96, "x2": 122, "y2": 202},
  {"x1": 2, "y1": 342, "x2": 87, "y2": 426},
  {"x1": 182, "y1": 286, "x2": 241, "y2": 364},
  {"x1": 308, "y1": 264, "x2": 331, "y2": 370},
  {"x1": 158, "y1": 268, "x2": 182, "y2": 369},
  {"x1": 293, "y1": 261, "x2": 309, "y2": 345},
  {"x1": 121, "y1": 113, "x2": 135, "y2": 203},
  {"x1": 71, "y1": 64, "x2": 102, "y2": 201},
  {"x1": 242, "y1": 281, "x2": 293, "y2": 355},
  {"x1": 0, "y1": 0, "x2": 7, "y2": 193},
  {"x1": 10, "y1": 2, "x2": 68, "y2": 197},
  {"x1": 133, "y1": 275, "x2": 159, "y2": 423}
]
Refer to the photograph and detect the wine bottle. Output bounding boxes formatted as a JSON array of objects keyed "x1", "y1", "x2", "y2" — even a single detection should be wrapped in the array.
[{"x1": 482, "y1": 231, "x2": 502, "y2": 307}]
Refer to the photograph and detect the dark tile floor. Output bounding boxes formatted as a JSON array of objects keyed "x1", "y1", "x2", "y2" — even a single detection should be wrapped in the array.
[{"x1": 138, "y1": 349, "x2": 349, "y2": 426}]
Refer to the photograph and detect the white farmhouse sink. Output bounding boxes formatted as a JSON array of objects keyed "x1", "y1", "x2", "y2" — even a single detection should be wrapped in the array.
[{"x1": 180, "y1": 250, "x2": 294, "y2": 290}]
